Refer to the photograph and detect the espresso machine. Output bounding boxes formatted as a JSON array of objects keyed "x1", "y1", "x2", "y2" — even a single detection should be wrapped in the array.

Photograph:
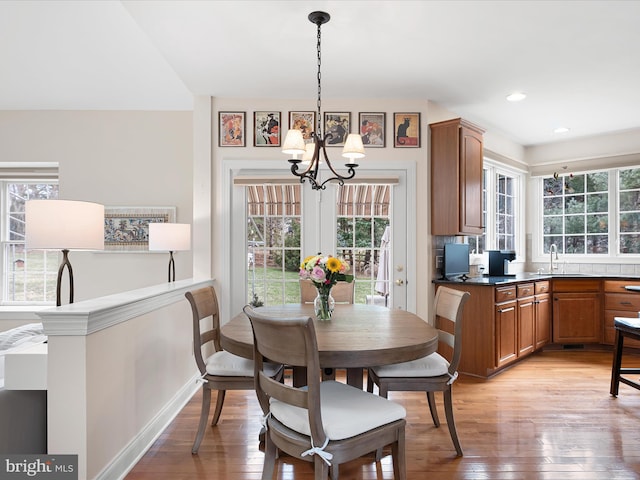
[{"x1": 487, "y1": 250, "x2": 516, "y2": 276}]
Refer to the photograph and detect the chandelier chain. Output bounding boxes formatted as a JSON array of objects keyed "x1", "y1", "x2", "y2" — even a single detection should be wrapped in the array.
[{"x1": 316, "y1": 20, "x2": 322, "y2": 137}]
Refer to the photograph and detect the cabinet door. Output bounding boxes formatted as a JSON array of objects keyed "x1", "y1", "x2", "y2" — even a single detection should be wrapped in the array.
[
  {"x1": 496, "y1": 301, "x2": 517, "y2": 367},
  {"x1": 534, "y1": 293, "x2": 551, "y2": 349},
  {"x1": 552, "y1": 293, "x2": 601, "y2": 343},
  {"x1": 460, "y1": 124, "x2": 484, "y2": 234},
  {"x1": 517, "y1": 296, "x2": 535, "y2": 356}
]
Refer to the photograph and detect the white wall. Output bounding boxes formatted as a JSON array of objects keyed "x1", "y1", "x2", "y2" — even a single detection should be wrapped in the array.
[{"x1": 0, "y1": 111, "x2": 194, "y2": 301}]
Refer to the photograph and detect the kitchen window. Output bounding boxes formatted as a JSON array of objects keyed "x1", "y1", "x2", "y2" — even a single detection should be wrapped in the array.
[
  {"x1": 468, "y1": 160, "x2": 524, "y2": 257},
  {"x1": 536, "y1": 166, "x2": 640, "y2": 258}
]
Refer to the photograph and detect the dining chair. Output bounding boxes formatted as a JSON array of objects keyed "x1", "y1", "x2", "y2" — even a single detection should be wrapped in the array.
[
  {"x1": 300, "y1": 279, "x2": 355, "y2": 304},
  {"x1": 367, "y1": 286, "x2": 470, "y2": 457},
  {"x1": 243, "y1": 305, "x2": 407, "y2": 480},
  {"x1": 300, "y1": 278, "x2": 355, "y2": 381},
  {"x1": 185, "y1": 286, "x2": 284, "y2": 454},
  {"x1": 610, "y1": 316, "x2": 640, "y2": 396}
]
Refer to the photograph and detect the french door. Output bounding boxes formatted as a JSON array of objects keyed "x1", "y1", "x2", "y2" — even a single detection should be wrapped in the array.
[{"x1": 225, "y1": 161, "x2": 414, "y2": 317}]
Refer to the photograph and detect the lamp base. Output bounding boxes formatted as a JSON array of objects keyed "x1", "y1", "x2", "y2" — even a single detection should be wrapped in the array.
[{"x1": 56, "y1": 249, "x2": 74, "y2": 307}]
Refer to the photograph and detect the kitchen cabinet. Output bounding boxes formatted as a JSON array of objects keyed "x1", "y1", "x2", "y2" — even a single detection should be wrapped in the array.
[
  {"x1": 438, "y1": 280, "x2": 546, "y2": 378},
  {"x1": 517, "y1": 283, "x2": 535, "y2": 357},
  {"x1": 552, "y1": 279, "x2": 601, "y2": 344},
  {"x1": 603, "y1": 280, "x2": 640, "y2": 348},
  {"x1": 430, "y1": 118, "x2": 484, "y2": 235},
  {"x1": 534, "y1": 281, "x2": 551, "y2": 350},
  {"x1": 495, "y1": 286, "x2": 517, "y2": 368}
]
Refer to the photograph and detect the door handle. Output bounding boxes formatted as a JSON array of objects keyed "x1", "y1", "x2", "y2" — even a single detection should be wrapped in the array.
[{"x1": 395, "y1": 279, "x2": 404, "y2": 286}]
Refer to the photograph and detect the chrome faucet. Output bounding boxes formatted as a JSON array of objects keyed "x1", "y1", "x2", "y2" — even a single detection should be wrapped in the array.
[{"x1": 549, "y1": 244, "x2": 559, "y2": 273}]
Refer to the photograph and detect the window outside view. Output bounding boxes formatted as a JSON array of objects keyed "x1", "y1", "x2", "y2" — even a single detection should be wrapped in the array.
[
  {"x1": 3, "y1": 182, "x2": 59, "y2": 303},
  {"x1": 245, "y1": 183, "x2": 391, "y2": 307}
]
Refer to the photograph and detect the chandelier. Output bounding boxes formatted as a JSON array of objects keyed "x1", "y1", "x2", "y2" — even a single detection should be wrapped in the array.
[{"x1": 282, "y1": 11, "x2": 365, "y2": 190}]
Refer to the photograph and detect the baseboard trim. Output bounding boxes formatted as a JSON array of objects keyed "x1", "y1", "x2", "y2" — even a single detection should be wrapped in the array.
[{"x1": 94, "y1": 372, "x2": 200, "y2": 480}]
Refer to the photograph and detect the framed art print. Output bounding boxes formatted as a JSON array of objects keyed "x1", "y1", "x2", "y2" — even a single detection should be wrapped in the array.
[
  {"x1": 289, "y1": 111, "x2": 316, "y2": 141},
  {"x1": 254, "y1": 111, "x2": 281, "y2": 146},
  {"x1": 323, "y1": 112, "x2": 350, "y2": 147},
  {"x1": 219, "y1": 111, "x2": 246, "y2": 147},
  {"x1": 393, "y1": 112, "x2": 421, "y2": 148},
  {"x1": 358, "y1": 112, "x2": 386, "y2": 147},
  {"x1": 104, "y1": 206, "x2": 176, "y2": 252}
]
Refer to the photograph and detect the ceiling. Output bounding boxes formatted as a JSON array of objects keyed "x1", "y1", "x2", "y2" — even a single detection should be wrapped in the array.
[{"x1": 2, "y1": 0, "x2": 639, "y2": 147}]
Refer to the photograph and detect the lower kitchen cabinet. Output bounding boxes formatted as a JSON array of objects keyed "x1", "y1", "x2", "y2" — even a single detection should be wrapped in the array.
[
  {"x1": 552, "y1": 279, "x2": 601, "y2": 344},
  {"x1": 603, "y1": 280, "x2": 640, "y2": 348}
]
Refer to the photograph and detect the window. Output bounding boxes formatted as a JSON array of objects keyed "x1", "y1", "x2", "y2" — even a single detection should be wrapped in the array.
[
  {"x1": 619, "y1": 167, "x2": 640, "y2": 254},
  {"x1": 542, "y1": 172, "x2": 609, "y2": 254},
  {"x1": 245, "y1": 184, "x2": 301, "y2": 306},
  {"x1": 468, "y1": 160, "x2": 523, "y2": 256},
  {"x1": 2, "y1": 181, "x2": 59, "y2": 304},
  {"x1": 536, "y1": 166, "x2": 640, "y2": 258}
]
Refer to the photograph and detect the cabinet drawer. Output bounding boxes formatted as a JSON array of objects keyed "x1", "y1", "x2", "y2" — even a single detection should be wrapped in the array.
[
  {"x1": 604, "y1": 280, "x2": 640, "y2": 293},
  {"x1": 517, "y1": 283, "x2": 534, "y2": 298},
  {"x1": 552, "y1": 279, "x2": 600, "y2": 292},
  {"x1": 495, "y1": 286, "x2": 516, "y2": 303},
  {"x1": 604, "y1": 293, "x2": 640, "y2": 311},
  {"x1": 535, "y1": 281, "x2": 550, "y2": 294}
]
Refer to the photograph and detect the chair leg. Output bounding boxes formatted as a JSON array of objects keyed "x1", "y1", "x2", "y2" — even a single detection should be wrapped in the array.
[
  {"x1": 366, "y1": 370, "x2": 374, "y2": 393},
  {"x1": 315, "y1": 456, "x2": 329, "y2": 480},
  {"x1": 330, "y1": 462, "x2": 338, "y2": 480},
  {"x1": 374, "y1": 383, "x2": 388, "y2": 461},
  {"x1": 610, "y1": 329, "x2": 624, "y2": 397},
  {"x1": 211, "y1": 389, "x2": 226, "y2": 426},
  {"x1": 391, "y1": 427, "x2": 406, "y2": 480},
  {"x1": 261, "y1": 434, "x2": 277, "y2": 480},
  {"x1": 426, "y1": 391, "x2": 440, "y2": 427},
  {"x1": 443, "y1": 387, "x2": 463, "y2": 456},
  {"x1": 192, "y1": 386, "x2": 212, "y2": 454}
]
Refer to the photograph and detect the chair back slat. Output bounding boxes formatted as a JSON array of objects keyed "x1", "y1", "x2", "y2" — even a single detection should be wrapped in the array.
[
  {"x1": 185, "y1": 286, "x2": 223, "y2": 375},
  {"x1": 434, "y1": 286, "x2": 470, "y2": 373},
  {"x1": 299, "y1": 279, "x2": 355, "y2": 304}
]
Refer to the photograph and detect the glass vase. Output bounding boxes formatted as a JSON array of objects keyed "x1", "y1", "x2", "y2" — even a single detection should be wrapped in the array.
[{"x1": 314, "y1": 286, "x2": 335, "y2": 320}]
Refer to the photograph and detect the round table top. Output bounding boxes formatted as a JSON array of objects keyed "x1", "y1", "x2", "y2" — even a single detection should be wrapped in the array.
[{"x1": 221, "y1": 304, "x2": 438, "y2": 368}]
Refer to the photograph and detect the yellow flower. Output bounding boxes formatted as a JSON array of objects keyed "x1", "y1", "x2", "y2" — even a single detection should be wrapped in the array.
[{"x1": 326, "y1": 257, "x2": 341, "y2": 273}]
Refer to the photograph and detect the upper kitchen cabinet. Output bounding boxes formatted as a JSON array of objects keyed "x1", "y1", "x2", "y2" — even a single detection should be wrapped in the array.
[{"x1": 430, "y1": 118, "x2": 485, "y2": 235}]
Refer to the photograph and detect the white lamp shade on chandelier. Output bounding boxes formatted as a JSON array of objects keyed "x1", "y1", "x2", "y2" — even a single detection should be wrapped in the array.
[
  {"x1": 148, "y1": 223, "x2": 191, "y2": 252},
  {"x1": 282, "y1": 130, "x2": 306, "y2": 157},
  {"x1": 25, "y1": 199, "x2": 105, "y2": 251},
  {"x1": 342, "y1": 133, "x2": 366, "y2": 162}
]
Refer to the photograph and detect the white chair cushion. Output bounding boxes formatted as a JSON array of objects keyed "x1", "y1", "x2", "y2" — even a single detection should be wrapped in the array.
[
  {"x1": 205, "y1": 350, "x2": 280, "y2": 377},
  {"x1": 269, "y1": 380, "x2": 406, "y2": 441},
  {"x1": 371, "y1": 352, "x2": 450, "y2": 378}
]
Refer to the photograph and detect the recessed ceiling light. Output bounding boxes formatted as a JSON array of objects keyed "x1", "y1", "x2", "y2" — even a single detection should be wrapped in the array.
[
  {"x1": 553, "y1": 127, "x2": 570, "y2": 134},
  {"x1": 506, "y1": 92, "x2": 526, "y2": 102}
]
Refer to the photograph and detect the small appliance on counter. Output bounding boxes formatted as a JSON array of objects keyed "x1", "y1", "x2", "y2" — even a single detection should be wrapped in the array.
[{"x1": 487, "y1": 250, "x2": 516, "y2": 276}]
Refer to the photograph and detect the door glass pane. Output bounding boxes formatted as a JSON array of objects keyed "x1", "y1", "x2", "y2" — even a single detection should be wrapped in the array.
[
  {"x1": 336, "y1": 184, "x2": 391, "y2": 306},
  {"x1": 246, "y1": 184, "x2": 301, "y2": 306}
]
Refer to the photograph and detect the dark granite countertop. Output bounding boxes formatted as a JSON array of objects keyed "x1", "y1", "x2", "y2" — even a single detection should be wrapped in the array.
[{"x1": 433, "y1": 272, "x2": 640, "y2": 286}]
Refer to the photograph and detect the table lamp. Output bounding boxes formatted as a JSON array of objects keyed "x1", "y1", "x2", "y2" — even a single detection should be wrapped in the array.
[
  {"x1": 25, "y1": 199, "x2": 105, "y2": 306},
  {"x1": 148, "y1": 223, "x2": 191, "y2": 282}
]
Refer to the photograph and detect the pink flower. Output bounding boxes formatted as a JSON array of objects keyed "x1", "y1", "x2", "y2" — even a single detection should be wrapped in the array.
[
  {"x1": 299, "y1": 268, "x2": 310, "y2": 279},
  {"x1": 310, "y1": 266, "x2": 326, "y2": 282}
]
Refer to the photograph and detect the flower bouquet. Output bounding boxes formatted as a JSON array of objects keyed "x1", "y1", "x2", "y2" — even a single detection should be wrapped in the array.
[{"x1": 299, "y1": 253, "x2": 354, "y2": 320}]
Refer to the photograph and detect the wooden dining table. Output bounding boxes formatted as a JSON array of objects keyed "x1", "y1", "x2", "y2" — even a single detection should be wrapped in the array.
[{"x1": 220, "y1": 303, "x2": 439, "y2": 388}]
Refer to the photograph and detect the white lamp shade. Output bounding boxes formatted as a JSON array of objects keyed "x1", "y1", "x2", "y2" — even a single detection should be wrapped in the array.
[
  {"x1": 282, "y1": 129, "x2": 306, "y2": 155},
  {"x1": 25, "y1": 200, "x2": 105, "y2": 250},
  {"x1": 148, "y1": 223, "x2": 191, "y2": 252},
  {"x1": 342, "y1": 133, "x2": 366, "y2": 162}
]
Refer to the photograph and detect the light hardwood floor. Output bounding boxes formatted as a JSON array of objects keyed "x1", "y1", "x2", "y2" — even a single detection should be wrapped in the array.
[{"x1": 125, "y1": 349, "x2": 640, "y2": 479}]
